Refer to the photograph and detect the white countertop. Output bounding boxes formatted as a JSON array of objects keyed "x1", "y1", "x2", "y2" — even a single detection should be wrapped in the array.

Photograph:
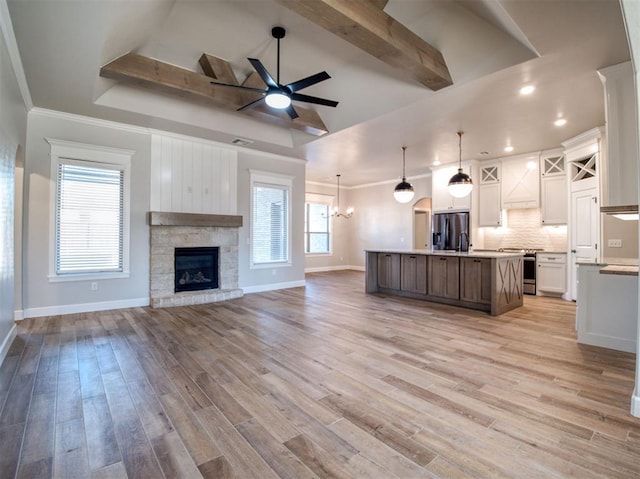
[{"x1": 366, "y1": 249, "x2": 524, "y2": 258}]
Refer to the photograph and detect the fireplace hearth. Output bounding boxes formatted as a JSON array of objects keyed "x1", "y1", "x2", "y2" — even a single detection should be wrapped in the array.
[
  {"x1": 174, "y1": 247, "x2": 219, "y2": 293},
  {"x1": 149, "y1": 212, "x2": 243, "y2": 308}
]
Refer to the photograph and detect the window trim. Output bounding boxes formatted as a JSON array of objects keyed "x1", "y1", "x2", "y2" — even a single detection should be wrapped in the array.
[
  {"x1": 304, "y1": 193, "x2": 334, "y2": 256},
  {"x1": 249, "y1": 170, "x2": 293, "y2": 269},
  {"x1": 47, "y1": 138, "x2": 134, "y2": 282}
]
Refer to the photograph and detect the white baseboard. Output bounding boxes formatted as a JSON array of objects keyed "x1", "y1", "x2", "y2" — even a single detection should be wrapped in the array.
[
  {"x1": 14, "y1": 310, "x2": 24, "y2": 321},
  {"x1": 242, "y1": 280, "x2": 306, "y2": 294},
  {"x1": 632, "y1": 387, "x2": 640, "y2": 418},
  {"x1": 305, "y1": 265, "x2": 364, "y2": 273},
  {"x1": 22, "y1": 297, "x2": 150, "y2": 319},
  {"x1": 0, "y1": 324, "x2": 17, "y2": 366}
]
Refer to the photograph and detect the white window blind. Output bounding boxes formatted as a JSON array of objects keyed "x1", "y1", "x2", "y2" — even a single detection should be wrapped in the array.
[
  {"x1": 252, "y1": 182, "x2": 290, "y2": 264},
  {"x1": 55, "y1": 162, "x2": 125, "y2": 274}
]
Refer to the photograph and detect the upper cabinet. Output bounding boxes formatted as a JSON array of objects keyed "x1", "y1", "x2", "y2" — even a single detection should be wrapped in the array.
[
  {"x1": 598, "y1": 61, "x2": 639, "y2": 209},
  {"x1": 478, "y1": 163, "x2": 502, "y2": 226},
  {"x1": 500, "y1": 153, "x2": 540, "y2": 209},
  {"x1": 432, "y1": 165, "x2": 472, "y2": 212},
  {"x1": 540, "y1": 148, "x2": 567, "y2": 225}
]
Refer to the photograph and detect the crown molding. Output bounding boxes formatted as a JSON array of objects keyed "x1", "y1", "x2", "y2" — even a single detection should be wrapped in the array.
[
  {"x1": 307, "y1": 172, "x2": 432, "y2": 190},
  {"x1": 31, "y1": 107, "x2": 150, "y2": 134},
  {"x1": 0, "y1": 0, "x2": 33, "y2": 110}
]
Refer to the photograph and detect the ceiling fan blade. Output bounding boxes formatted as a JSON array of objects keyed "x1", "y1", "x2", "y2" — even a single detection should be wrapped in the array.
[
  {"x1": 237, "y1": 96, "x2": 266, "y2": 111},
  {"x1": 210, "y1": 80, "x2": 266, "y2": 94},
  {"x1": 285, "y1": 105, "x2": 299, "y2": 119},
  {"x1": 290, "y1": 92, "x2": 339, "y2": 108},
  {"x1": 286, "y1": 71, "x2": 331, "y2": 92},
  {"x1": 247, "y1": 58, "x2": 278, "y2": 89}
]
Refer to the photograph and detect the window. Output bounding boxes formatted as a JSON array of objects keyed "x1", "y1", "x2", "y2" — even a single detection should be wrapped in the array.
[
  {"x1": 250, "y1": 171, "x2": 292, "y2": 267},
  {"x1": 48, "y1": 139, "x2": 133, "y2": 280},
  {"x1": 304, "y1": 193, "x2": 333, "y2": 254}
]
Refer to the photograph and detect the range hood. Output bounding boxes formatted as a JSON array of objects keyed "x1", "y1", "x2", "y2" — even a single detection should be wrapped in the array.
[{"x1": 600, "y1": 204, "x2": 639, "y2": 220}]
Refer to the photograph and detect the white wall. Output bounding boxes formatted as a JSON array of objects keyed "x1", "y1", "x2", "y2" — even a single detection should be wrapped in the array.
[
  {"x1": 0, "y1": 11, "x2": 28, "y2": 361},
  {"x1": 602, "y1": 215, "x2": 639, "y2": 258},
  {"x1": 304, "y1": 182, "x2": 350, "y2": 272},
  {"x1": 620, "y1": 0, "x2": 640, "y2": 418},
  {"x1": 18, "y1": 111, "x2": 306, "y2": 316},
  {"x1": 347, "y1": 176, "x2": 432, "y2": 268},
  {"x1": 21, "y1": 111, "x2": 152, "y2": 317},
  {"x1": 237, "y1": 152, "x2": 306, "y2": 291}
]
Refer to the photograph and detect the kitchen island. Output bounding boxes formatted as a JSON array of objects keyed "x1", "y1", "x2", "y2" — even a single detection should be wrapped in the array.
[{"x1": 365, "y1": 250, "x2": 524, "y2": 316}]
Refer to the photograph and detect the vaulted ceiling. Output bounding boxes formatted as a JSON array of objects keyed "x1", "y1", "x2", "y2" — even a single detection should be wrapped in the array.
[{"x1": 8, "y1": 0, "x2": 631, "y2": 186}]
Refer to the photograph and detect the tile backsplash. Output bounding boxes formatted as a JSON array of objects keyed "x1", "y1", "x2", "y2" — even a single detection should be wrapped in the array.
[{"x1": 481, "y1": 208, "x2": 568, "y2": 252}]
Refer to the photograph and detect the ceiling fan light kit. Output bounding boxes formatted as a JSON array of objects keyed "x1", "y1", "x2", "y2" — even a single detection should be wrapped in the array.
[
  {"x1": 448, "y1": 131, "x2": 473, "y2": 198},
  {"x1": 394, "y1": 146, "x2": 415, "y2": 203},
  {"x1": 210, "y1": 26, "x2": 338, "y2": 119}
]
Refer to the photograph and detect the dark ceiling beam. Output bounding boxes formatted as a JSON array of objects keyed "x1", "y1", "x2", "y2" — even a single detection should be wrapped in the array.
[
  {"x1": 100, "y1": 52, "x2": 329, "y2": 136},
  {"x1": 275, "y1": 0, "x2": 452, "y2": 91}
]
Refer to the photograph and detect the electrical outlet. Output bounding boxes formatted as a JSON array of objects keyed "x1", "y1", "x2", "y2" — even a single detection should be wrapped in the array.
[
  {"x1": 91, "y1": 282, "x2": 98, "y2": 291},
  {"x1": 608, "y1": 239, "x2": 623, "y2": 248}
]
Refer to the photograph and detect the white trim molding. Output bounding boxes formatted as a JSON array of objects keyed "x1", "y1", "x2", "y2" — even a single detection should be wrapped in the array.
[
  {"x1": 0, "y1": 0, "x2": 33, "y2": 110},
  {"x1": 305, "y1": 265, "x2": 365, "y2": 273},
  {"x1": 0, "y1": 324, "x2": 17, "y2": 365},
  {"x1": 632, "y1": 388, "x2": 640, "y2": 418},
  {"x1": 242, "y1": 280, "x2": 305, "y2": 294},
  {"x1": 22, "y1": 297, "x2": 149, "y2": 319}
]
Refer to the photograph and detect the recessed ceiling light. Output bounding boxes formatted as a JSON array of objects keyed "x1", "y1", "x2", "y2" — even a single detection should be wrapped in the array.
[
  {"x1": 520, "y1": 85, "x2": 535, "y2": 95},
  {"x1": 504, "y1": 145, "x2": 514, "y2": 153},
  {"x1": 554, "y1": 118, "x2": 567, "y2": 127}
]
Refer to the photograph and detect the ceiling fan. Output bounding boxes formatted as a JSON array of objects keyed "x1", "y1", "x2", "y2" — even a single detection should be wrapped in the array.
[{"x1": 210, "y1": 26, "x2": 338, "y2": 120}]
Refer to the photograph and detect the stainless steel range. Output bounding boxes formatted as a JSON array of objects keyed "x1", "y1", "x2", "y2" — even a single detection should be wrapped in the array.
[{"x1": 499, "y1": 248, "x2": 543, "y2": 295}]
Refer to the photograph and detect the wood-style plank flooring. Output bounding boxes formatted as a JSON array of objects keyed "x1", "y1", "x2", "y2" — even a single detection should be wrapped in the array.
[{"x1": 1, "y1": 270, "x2": 639, "y2": 478}]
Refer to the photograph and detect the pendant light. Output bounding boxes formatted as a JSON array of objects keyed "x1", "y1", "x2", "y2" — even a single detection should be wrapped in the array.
[
  {"x1": 394, "y1": 146, "x2": 415, "y2": 204},
  {"x1": 331, "y1": 174, "x2": 354, "y2": 218},
  {"x1": 448, "y1": 131, "x2": 473, "y2": 198}
]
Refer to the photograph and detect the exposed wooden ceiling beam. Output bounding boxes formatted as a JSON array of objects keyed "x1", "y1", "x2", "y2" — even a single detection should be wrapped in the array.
[
  {"x1": 275, "y1": 0, "x2": 452, "y2": 91},
  {"x1": 100, "y1": 53, "x2": 329, "y2": 136}
]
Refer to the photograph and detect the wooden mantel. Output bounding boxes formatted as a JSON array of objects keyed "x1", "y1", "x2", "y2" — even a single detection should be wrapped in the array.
[{"x1": 149, "y1": 212, "x2": 243, "y2": 227}]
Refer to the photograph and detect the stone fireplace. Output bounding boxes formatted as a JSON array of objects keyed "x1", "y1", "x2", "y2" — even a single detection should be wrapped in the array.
[{"x1": 149, "y1": 212, "x2": 243, "y2": 308}]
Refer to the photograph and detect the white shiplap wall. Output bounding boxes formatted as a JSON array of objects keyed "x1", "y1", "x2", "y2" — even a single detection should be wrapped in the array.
[{"x1": 150, "y1": 134, "x2": 237, "y2": 214}]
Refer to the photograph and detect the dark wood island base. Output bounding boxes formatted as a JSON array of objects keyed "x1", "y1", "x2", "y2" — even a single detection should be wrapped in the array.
[{"x1": 365, "y1": 250, "x2": 524, "y2": 316}]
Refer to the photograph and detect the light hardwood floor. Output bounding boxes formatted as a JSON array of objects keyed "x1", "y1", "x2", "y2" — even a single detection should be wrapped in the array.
[{"x1": 1, "y1": 270, "x2": 639, "y2": 478}]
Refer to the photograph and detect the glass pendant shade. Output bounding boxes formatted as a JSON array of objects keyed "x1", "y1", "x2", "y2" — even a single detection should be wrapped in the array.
[
  {"x1": 394, "y1": 181, "x2": 415, "y2": 203},
  {"x1": 448, "y1": 131, "x2": 473, "y2": 198},
  {"x1": 394, "y1": 146, "x2": 415, "y2": 203}
]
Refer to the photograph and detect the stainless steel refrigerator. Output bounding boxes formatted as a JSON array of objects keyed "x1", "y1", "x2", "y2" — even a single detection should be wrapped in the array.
[{"x1": 432, "y1": 212, "x2": 470, "y2": 251}]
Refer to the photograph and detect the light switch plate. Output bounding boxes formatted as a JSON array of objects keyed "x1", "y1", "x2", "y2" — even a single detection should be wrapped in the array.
[{"x1": 608, "y1": 239, "x2": 623, "y2": 248}]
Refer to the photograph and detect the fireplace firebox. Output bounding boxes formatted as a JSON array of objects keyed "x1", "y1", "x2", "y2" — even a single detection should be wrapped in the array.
[{"x1": 174, "y1": 247, "x2": 219, "y2": 293}]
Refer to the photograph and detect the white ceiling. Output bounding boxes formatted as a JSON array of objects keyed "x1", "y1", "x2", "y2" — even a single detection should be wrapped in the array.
[{"x1": 7, "y1": 0, "x2": 631, "y2": 186}]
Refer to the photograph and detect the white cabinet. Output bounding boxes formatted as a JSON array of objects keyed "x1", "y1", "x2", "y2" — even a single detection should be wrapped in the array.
[
  {"x1": 537, "y1": 253, "x2": 566, "y2": 294},
  {"x1": 432, "y1": 165, "x2": 472, "y2": 212},
  {"x1": 540, "y1": 150, "x2": 567, "y2": 225},
  {"x1": 478, "y1": 163, "x2": 501, "y2": 226},
  {"x1": 598, "y1": 61, "x2": 639, "y2": 209},
  {"x1": 501, "y1": 153, "x2": 540, "y2": 209},
  {"x1": 577, "y1": 264, "x2": 637, "y2": 353}
]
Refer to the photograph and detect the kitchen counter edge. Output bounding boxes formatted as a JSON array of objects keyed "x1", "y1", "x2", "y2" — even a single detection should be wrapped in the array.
[{"x1": 365, "y1": 249, "x2": 524, "y2": 258}]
